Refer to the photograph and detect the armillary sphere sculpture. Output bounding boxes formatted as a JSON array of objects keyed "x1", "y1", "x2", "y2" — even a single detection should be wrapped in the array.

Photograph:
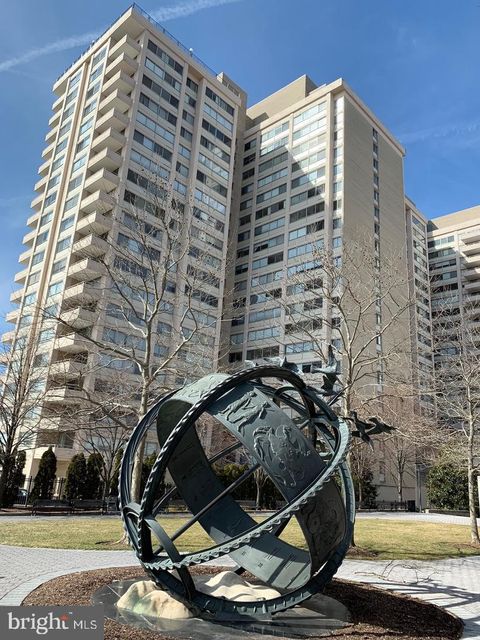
[{"x1": 119, "y1": 360, "x2": 389, "y2": 620}]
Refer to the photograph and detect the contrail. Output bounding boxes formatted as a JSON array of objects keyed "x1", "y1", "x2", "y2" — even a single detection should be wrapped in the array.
[{"x1": 0, "y1": 0, "x2": 243, "y2": 73}]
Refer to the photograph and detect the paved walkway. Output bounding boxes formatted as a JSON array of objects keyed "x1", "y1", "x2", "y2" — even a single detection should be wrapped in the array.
[{"x1": 0, "y1": 544, "x2": 479, "y2": 638}]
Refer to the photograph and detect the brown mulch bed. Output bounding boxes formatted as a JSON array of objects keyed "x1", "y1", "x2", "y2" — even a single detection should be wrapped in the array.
[{"x1": 22, "y1": 566, "x2": 463, "y2": 640}]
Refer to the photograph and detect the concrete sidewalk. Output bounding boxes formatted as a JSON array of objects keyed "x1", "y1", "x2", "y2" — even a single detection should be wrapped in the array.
[{"x1": 0, "y1": 545, "x2": 479, "y2": 638}]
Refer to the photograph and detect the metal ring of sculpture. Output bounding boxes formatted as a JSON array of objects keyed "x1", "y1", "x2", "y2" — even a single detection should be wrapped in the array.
[{"x1": 120, "y1": 366, "x2": 355, "y2": 619}]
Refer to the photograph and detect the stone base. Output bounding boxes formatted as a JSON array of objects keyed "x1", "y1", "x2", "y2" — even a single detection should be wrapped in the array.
[{"x1": 92, "y1": 573, "x2": 350, "y2": 639}]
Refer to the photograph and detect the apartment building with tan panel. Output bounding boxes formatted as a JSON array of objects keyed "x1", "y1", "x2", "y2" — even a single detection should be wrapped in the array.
[{"x1": 225, "y1": 75, "x2": 415, "y2": 502}]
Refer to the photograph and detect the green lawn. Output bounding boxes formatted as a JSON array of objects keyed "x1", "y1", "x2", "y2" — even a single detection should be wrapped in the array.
[{"x1": 1, "y1": 517, "x2": 479, "y2": 560}]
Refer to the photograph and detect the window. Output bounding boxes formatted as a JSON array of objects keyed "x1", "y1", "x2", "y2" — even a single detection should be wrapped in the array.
[
  {"x1": 145, "y1": 57, "x2": 182, "y2": 91},
  {"x1": 256, "y1": 183, "x2": 287, "y2": 204},
  {"x1": 142, "y1": 74, "x2": 179, "y2": 108},
  {"x1": 139, "y1": 92, "x2": 177, "y2": 126},
  {"x1": 131, "y1": 150, "x2": 170, "y2": 180},
  {"x1": 56, "y1": 236, "x2": 71, "y2": 254},
  {"x1": 63, "y1": 194, "x2": 79, "y2": 212},
  {"x1": 244, "y1": 139, "x2": 256, "y2": 152},
  {"x1": 83, "y1": 100, "x2": 97, "y2": 118},
  {"x1": 198, "y1": 153, "x2": 229, "y2": 180},
  {"x1": 254, "y1": 234, "x2": 284, "y2": 253},
  {"x1": 255, "y1": 217, "x2": 285, "y2": 236},
  {"x1": 197, "y1": 170, "x2": 228, "y2": 197},
  {"x1": 178, "y1": 144, "x2": 191, "y2": 160},
  {"x1": 290, "y1": 202, "x2": 324, "y2": 224},
  {"x1": 260, "y1": 122, "x2": 289, "y2": 144},
  {"x1": 180, "y1": 126, "x2": 193, "y2": 142},
  {"x1": 252, "y1": 251, "x2": 283, "y2": 270},
  {"x1": 47, "y1": 281, "x2": 63, "y2": 297},
  {"x1": 200, "y1": 135, "x2": 230, "y2": 164},
  {"x1": 35, "y1": 230, "x2": 49, "y2": 247},
  {"x1": 51, "y1": 156, "x2": 64, "y2": 172},
  {"x1": 202, "y1": 119, "x2": 231, "y2": 147},
  {"x1": 257, "y1": 167, "x2": 288, "y2": 188},
  {"x1": 186, "y1": 77, "x2": 198, "y2": 92},
  {"x1": 32, "y1": 251, "x2": 44, "y2": 266},
  {"x1": 246, "y1": 346, "x2": 280, "y2": 360},
  {"x1": 59, "y1": 217, "x2": 75, "y2": 235},
  {"x1": 193, "y1": 207, "x2": 225, "y2": 233},
  {"x1": 249, "y1": 308, "x2": 281, "y2": 323},
  {"x1": 51, "y1": 258, "x2": 66, "y2": 275},
  {"x1": 291, "y1": 167, "x2": 325, "y2": 189},
  {"x1": 243, "y1": 167, "x2": 255, "y2": 180},
  {"x1": 133, "y1": 130, "x2": 172, "y2": 162},
  {"x1": 293, "y1": 102, "x2": 326, "y2": 126},
  {"x1": 182, "y1": 109, "x2": 195, "y2": 125},
  {"x1": 27, "y1": 271, "x2": 40, "y2": 286},
  {"x1": 248, "y1": 326, "x2": 280, "y2": 341},
  {"x1": 237, "y1": 230, "x2": 250, "y2": 242},
  {"x1": 137, "y1": 111, "x2": 175, "y2": 144},
  {"x1": 195, "y1": 188, "x2": 226, "y2": 215},
  {"x1": 204, "y1": 103, "x2": 233, "y2": 132},
  {"x1": 147, "y1": 39, "x2": 183, "y2": 75},
  {"x1": 176, "y1": 161, "x2": 189, "y2": 178},
  {"x1": 71, "y1": 155, "x2": 87, "y2": 173},
  {"x1": 251, "y1": 269, "x2": 283, "y2": 287},
  {"x1": 289, "y1": 221, "x2": 323, "y2": 240},
  {"x1": 256, "y1": 200, "x2": 285, "y2": 220},
  {"x1": 290, "y1": 185, "x2": 324, "y2": 206},
  {"x1": 292, "y1": 117, "x2": 327, "y2": 142},
  {"x1": 286, "y1": 341, "x2": 314, "y2": 354},
  {"x1": 79, "y1": 118, "x2": 93, "y2": 135},
  {"x1": 260, "y1": 136, "x2": 288, "y2": 157},
  {"x1": 205, "y1": 87, "x2": 234, "y2": 116}
]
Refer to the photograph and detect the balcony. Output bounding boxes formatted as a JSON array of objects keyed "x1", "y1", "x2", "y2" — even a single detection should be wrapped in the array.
[
  {"x1": 34, "y1": 444, "x2": 75, "y2": 462},
  {"x1": 84, "y1": 168, "x2": 119, "y2": 194},
  {"x1": 14, "y1": 268, "x2": 28, "y2": 284},
  {"x1": 10, "y1": 289, "x2": 24, "y2": 304},
  {"x1": 23, "y1": 228, "x2": 37, "y2": 245},
  {"x1": 72, "y1": 234, "x2": 108, "y2": 258},
  {"x1": 462, "y1": 229, "x2": 480, "y2": 244},
  {"x1": 42, "y1": 141, "x2": 55, "y2": 160},
  {"x1": 98, "y1": 88, "x2": 132, "y2": 115},
  {"x1": 34, "y1": 175, "x2": 48, "y2": 192},
  {"x1": 27, "y1": 211, "x2": 40, "y2": 227},
  {"x1": 19, "y1": 247, "x2": 32, "y2": 265},
  {"x1": 464, "y1": 252, "x2": 480, "y2": 268},
  {"x1": 1, "y1": 331, "x2": 15, "y2": 344},
  {"x1": 60, "y1": 306, "x2": 97, "y2": 329},
  {"x1": 105, "y1": 51, "x2": 138, "y2": 79},
  {"x1": 80, "y1": 190, "x2": 115, "y2": 215},
  {"x1": 91, "y1": 127, "x2": 125, "y2": 154},
  {"x1": 63, "y1": 281, "x2": 100, "y2": 304},
  {"x1": 55, "y1": 333, "x2": 90, "y2": 354},
  {"x1": 108, "y1": 34, "x2": 140, "y2": 60},
  {"x1": 49, "y1": 110, "x2": 61, "y2": 128},
  {"x1": 102, "y1": 70, "x2": 135, "y2": 97},
  {"x1": 464, "y1": 279, "x2": 480, "y2": 294},
  {"x1": 76, "y1": 211, "x2": 113, "y2": 236},
  {"x1": 44, "y1": 385, "x2": 86, "y2": 404},
  {"x1": 5, "y1": 309, "x2": 19, "y2": 324},
  {"x1": 52, "y1": 94, "x2": 64, "y2": 112},
  {"x1": 88, "y1": 147, "x2": 122, "y2": 173},
  {"x1": 95, "y1": 108, "x2": 129, "y2": 134},
  {"x1": 49, "y1": 359, "x2": 86, "y2": 378},
  {"x1": 463, "y1": 267, "x2": 480, "y2": 281},
  {"x1": 31, "y1": 193, "x2": 44, "y2": 211},
  {"x1": 38, "y1": 158, "x2": 51, "y2": 176},
  {"x1": 68, "y1": 257, "x2": 104, "y2": 282},
  {"x1": 462, "y1": 240, "x2": 480, "y2": 256},
  {"x1": 45, "y1": 126, "x2": 57, "y2": 145}
]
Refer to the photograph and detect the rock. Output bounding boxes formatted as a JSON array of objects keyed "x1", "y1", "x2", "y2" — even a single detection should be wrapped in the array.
[
  {"x1": 200, "y1": 571, "x2": 281, "y2": 602},
  {"x1": 116, "y1": 581, "x2": 194, "y2": 619},
  {"x1": 116, "y1": 571, "x2": 281, "y2": 619}
]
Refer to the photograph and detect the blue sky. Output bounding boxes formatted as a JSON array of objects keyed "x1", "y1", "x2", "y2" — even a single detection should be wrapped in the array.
[{"x1": 0, "y1": 0, "x2": 479, "y2": 328}]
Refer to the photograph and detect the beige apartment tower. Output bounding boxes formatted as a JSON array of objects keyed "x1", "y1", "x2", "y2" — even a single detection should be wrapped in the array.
[
  {"x1": 226, "y1": 76, "x2": 415, "y2": 502},
  {"x1": 4, "y1": 5, "x2": 245, "y2": 479}
]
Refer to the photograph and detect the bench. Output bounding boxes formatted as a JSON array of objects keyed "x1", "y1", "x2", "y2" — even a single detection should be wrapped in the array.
[
  {"x1": 71, "y1": 499, "x2": 105, "y2": 513},
  {"x1": 31, "y1": 499, "x2": 73, "y2": 515}
]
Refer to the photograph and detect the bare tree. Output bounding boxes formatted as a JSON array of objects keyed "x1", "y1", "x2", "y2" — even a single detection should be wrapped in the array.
[
  {"x1": 0, "y1": 335, "x2": 51, "y2": 506},
  {"x1": 430, "y1": 302, "x2": 480, "y2": 544},
  {"x1": 280, "y1": 238, "x2": 413, "y2": 415},
  {"x1": 45, "y1": 170, "x2": 227, "y2": 503}
]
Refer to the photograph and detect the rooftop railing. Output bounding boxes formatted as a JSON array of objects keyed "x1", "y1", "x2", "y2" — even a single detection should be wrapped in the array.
[{"x1": 56, "y1": 2, "x2": 218, "y2": 84}]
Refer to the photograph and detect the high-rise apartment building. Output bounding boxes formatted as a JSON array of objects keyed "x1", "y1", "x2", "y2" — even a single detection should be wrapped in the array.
[
  {"x1": 4, "y1": 4, "x2": 456, "y2": 504},
  {"x1": 428, "y1": 205, "x2": 480, "y2": 323},
  {"x1": 3, "y1": 5, "x2": 245, "y2": 479},
  {"x1": 225, "y1": 76, "x2": 415, "y2": 502},
  {"x1": 405, "y1": 198, "x2": 434, "y2": 410}
]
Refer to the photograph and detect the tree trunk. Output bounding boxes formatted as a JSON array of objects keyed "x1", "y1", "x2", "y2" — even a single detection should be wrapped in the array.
[
  {"x1": 467, "y1": 414, "x2": 480, "y2": 544},
  {"x1": 130, "y1": 380, "x2": 149, "y2": 502},
  {"x1": 256, "y1": 481, "x2": 263, "y2": 510}
]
